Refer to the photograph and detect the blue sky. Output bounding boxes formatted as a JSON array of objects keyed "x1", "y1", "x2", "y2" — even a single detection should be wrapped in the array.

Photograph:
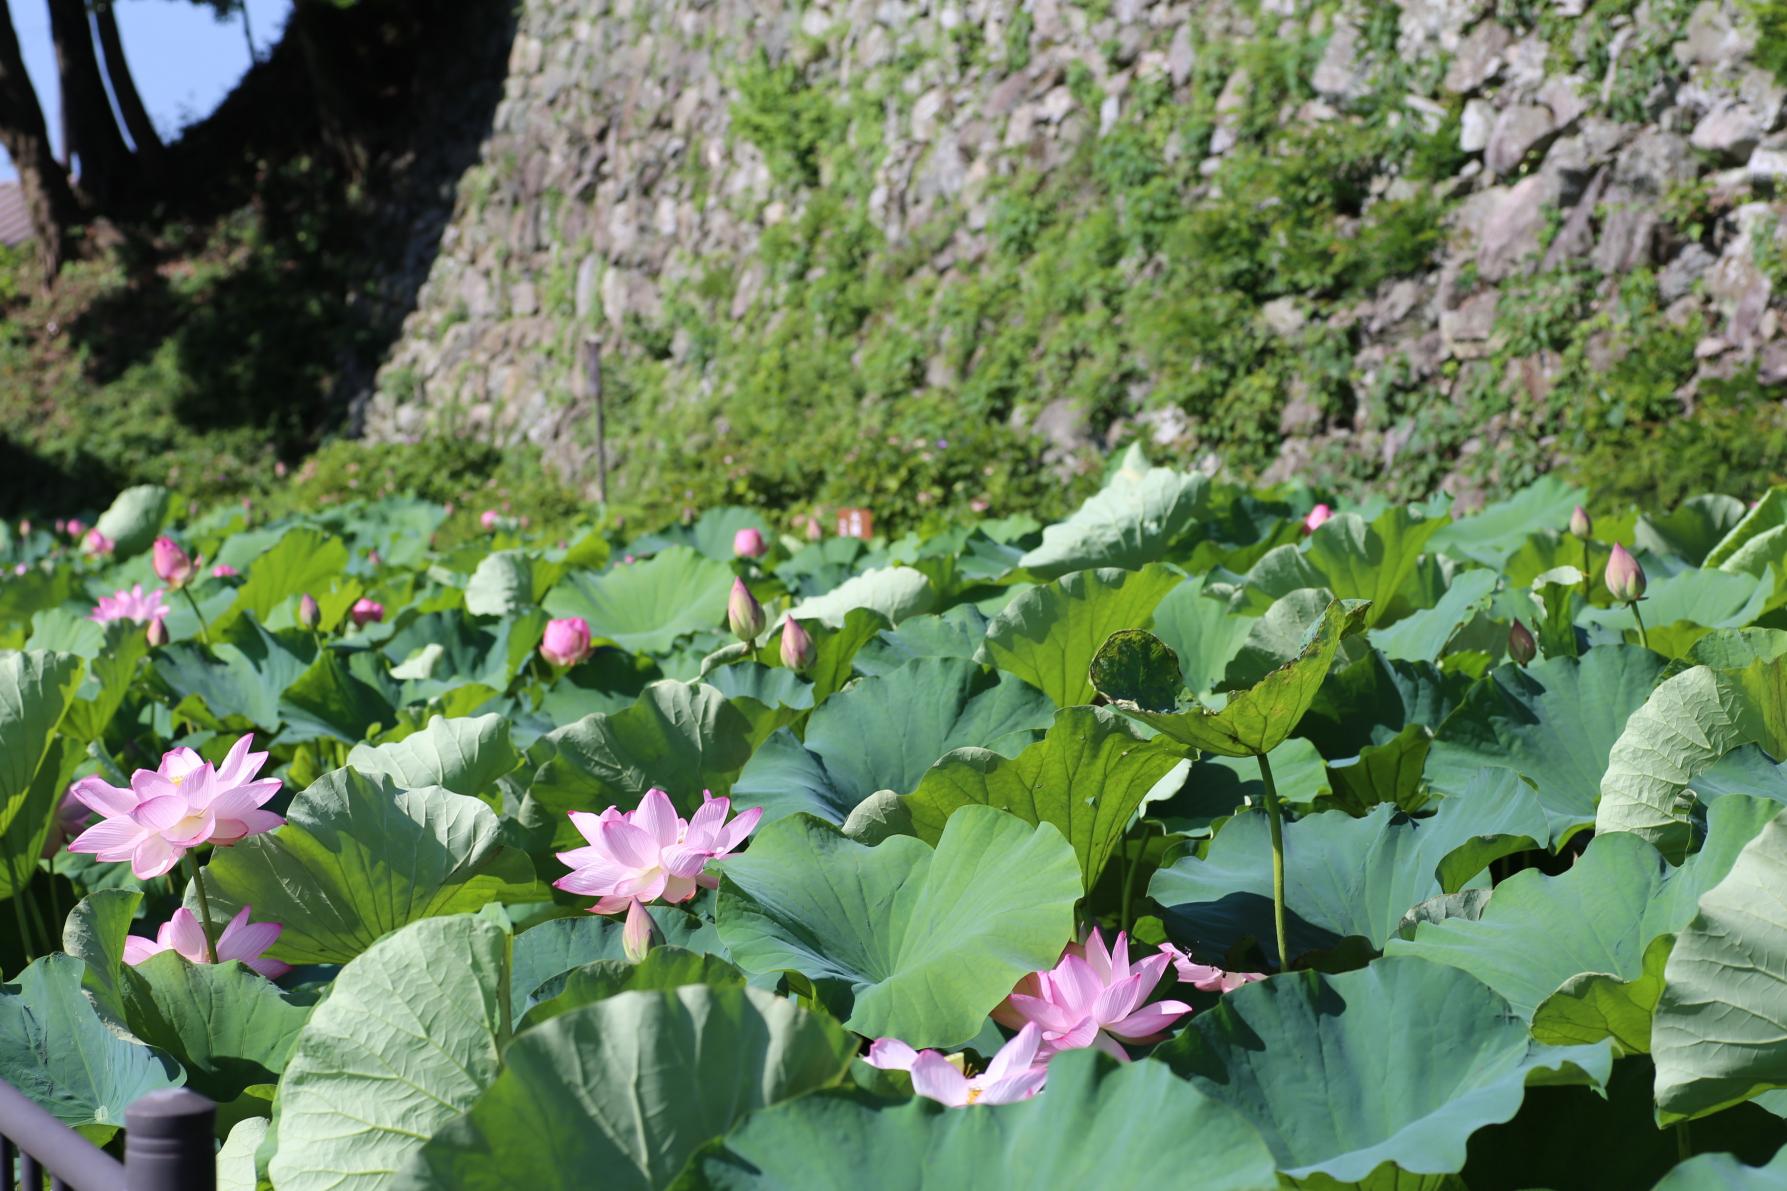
[{"x1": 1, "y1": 0, "x2": 291, "y2": 179}]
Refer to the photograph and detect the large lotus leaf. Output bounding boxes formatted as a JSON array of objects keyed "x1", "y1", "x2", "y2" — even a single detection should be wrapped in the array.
[
  {"x1": 199, "y1": 768, "x2": 543, "y2": 963},
  {"x1": 1707, "y1": 486, "x2": 1787, "y2": 570},
  {"x1": 90, "y1": 483, "x2": 168, "y2": 556},
  {"x1": 1161, "y1": 957, "x2": 1612, "y2": 1183},
  {"x1": 1219, "y1": 588, "x2": 1345, "y2": 690},
  {"x1": 716, "y1": 806, "x2": 1080, "y2": 1047},
  {"x1": 628, "y1": 505, "x2": 773, "y2": 561},
  {"x1": 800, "y1": 656, "x2": 1054, "y2": 801},
  {"x1": 696, "y1": 1047, "x2": 1277, "y2": 1191},
  {"x1": 1637, "y1": 495, "x2": 1750, "y2": 566},
  {"x1": 529, "y1": 680, "x2": 757, "y2": 828},
  {"x1": 1019, "y1": 466, "x2": 1207, "y2": 579},
  {"x1": 1428, "y1": 476, "x2": 1586, "y2": 567},
  {"x1": 219, "y1": 526, "x2": 351, "y2": 630},
  {"x1": 392, "y1": 986, "x2": 856, "y2": 1191},
  {"x1": 1389, "y1": 796, "x2": 1780, "y2": 1054},
  {"x1": 1653, "y1": 1146, "x2": 1787, "y2": 1189},
  {"x1": 1301, "y1": 649, "x2": 1467, "y2": 759},
  {"x1": 1598, "y1": 658, "x2": 1787, "y2": 860},
  {"x1": 980, "y1": 564, "x2": 1180, "y2": 706},
  {"x1": 787, "y1": 566, "x2": 937, "y2": 627},
  {"x1": 346, "y1": 713, "x2": 521, "y2": 802},
  {"x1": 730, "y1": 727, "x2": 853, "y2": 826},
  {"x1": 1162, "y1": 739, "x2": 1330, "y2": 832},
  {"x1": 119, "y1": 951, "x2": 315, "y2": 1102},
  {"x1": 1150, "y1": 800, "x2": 1525, "y2": 967},
  {"x1": 543, "y1": 547, "x2": 734, "y2": 653},
  {"x1": 218, "y1": 1117, "x2": 269, "y2": 1191},
  {"x1": 154, "y1": 615, "x2": 312, "y2": 732},
  {"x1": 508, "y1": 909, "x2": 728, "y2": 1013},
  {"x1": 1426, "y1": 646, "x2": 1668, "y2": 845},
  {"x1": 1367, "y1": 568, "x2": 1500, "y2": 662},
  {"x1": 0, "y1": 649, "x2": 84, "y2": 897},
  {"x1": 1150, "y1": 577, "x2": 1258, "y2": 694},
  {"x1": 61, "y1": 887, "x2": 143, "y2": 1025},
  {"x1": 1581, "y1": 567, "x2": 1775, "y2": 639},
  {"x1": 0, "y1": 954, "x2": 182, "y2": 1135},
  {"x1": 852, "y1": 604, "x2": 988, "y2": 677},
  {"x1": 1305, "y1": 506, "x2": 1447, "y2": 628},
  {"x1": 519, "y1": 948, "x2": 747, "y2": 1030},
  {"x1": 270, "y1": 915, "x2": 509, "y2": 1191},
  {"x1": 1092, "y1": 599, "x2": 1362, "y2": 758},
  {"x1": 278, "y1": 648, "x2": 398, "y2": 743},
  {"x1": 1654, "y1": 807, "x2": 1787, "y2": 1121},
  {"x1": 904, "y1": 706, "x2": 1186, "y2": 889},
  {"x1": 1423, "y1": 766, "x2": 1552, "y2": 893},
  {"x1": 464, "y1": 549, "x2": 563, "y2": 617}
]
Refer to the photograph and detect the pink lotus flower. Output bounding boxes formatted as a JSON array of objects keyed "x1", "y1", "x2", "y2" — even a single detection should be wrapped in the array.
[
  {"x1": 211, "y1": 563, "x2": 239, "y2": 579},
  {"x1": 83, "y1": 528, "x2": 114, "y2": 556},
  {"x1": 1158, "y1": 944, "x2": 1267, "y2": 994},
  {"x1": 1302, "y1": 503, "x2": 1334, "y2": 534},
  {"x1": 554, "y1": 787, "x2": 762, "y2": 914},
  {"x1": 540, "y1": 617, "x2": 593, "y2": 667},
  {"x1": 350, "y1": 597, "x2": 384, "y2": 627},
  {"x1": 124, "y1": 905, "x2": 290, "y2": 980},
  {"x1": 993, "y1": 927, "x2": 1192, "y2": 1060},
  {"x1": 65, "y1": 518, "x2": 85, "y2": 537},
  {"x1": 480, "y1": 509, "x2": 500, "y2": 531},
  {"x1": 867, "y1": 1023, "x2": 1048, "y2": 1107},
  {"x1": 151, "y1": 537, "x2": 194, "y2": 587},
  {"x1": 67, "y1": 734, "x2": 284, "y2": 879},
  {"x1": 91, "y1": 584, "x2": 169, "y2": 625},
  {"x1": 733, "y1": 527, "x2": 767, "y2": 558}
]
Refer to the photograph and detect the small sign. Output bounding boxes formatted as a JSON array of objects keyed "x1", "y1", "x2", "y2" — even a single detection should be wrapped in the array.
[{"x1": 836, "y1": 507, "x2": 874, "y2": 539}]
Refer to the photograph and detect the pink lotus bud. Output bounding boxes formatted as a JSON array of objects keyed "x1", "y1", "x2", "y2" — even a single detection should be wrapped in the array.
[
  {"x1": 16, "y1": 520, "x2": 29, "y2": 536},
  {"x1": 540, "y1": 617, "x2": 593, "y2": 667},
  {"x1": 66, "y1": 518, "x2": 85, "y2": 537},
  {"x1": 1568, "y1": 505, "x2": 1592, "y2": 540},
  {"x1": 480, "y1": 509, "x2": 500, "y2": 531},
  {"x1": 350, "y1": 597, "x2": 384, "y2": 627},
  {"x1": 275, "y1": 460, "x2": 288, "y2": 479},
  {"x1": 12, "y1": 562, "x2": 25, "y2": 576},
  {"x1": 211, "y1": 563, "x2": 238, "y2": 579},
  {"x1": 1605, "y1": 543, "x2": 1647, "y2": 604},
  {"x1": 1508, "y1": 620, "x2": 1536, "y2": 666},
  {"x1": 297, "y1": 593, "x2": 321, "y2": 629},
  {"x1": 151, "y1": 537, "x2": 194, "y2": 587},
  {"x1": 1302, "y1": 503, "x2": 1334, "y2": 534},
  {"x1": 780, "y1": 617, "x2": 815, "y2": 672},
  {"x1": 805, "y1": 515, "x2": 823, "y2": 542},
  {"x1": 733, "y1": 527, "x2": 767, "y2": 559},
  {"x1": 367, "y1": 549, "x2": 382, "y2": 568},
  {"x1": 622, "y1": 898, "x2": 658, "y2": 963},
  {"x1": 82, "y1": 528, "x2": 113, "y2": 556},
  {"x1": 53, "y1": 519, "x2": 66, "y2": 535},
  {"x1": 728, "y1": 578, "x2": 766, "y2": 642},
  {"x1": 145, "y1": 617, "x2": 169, "y2": 648}
]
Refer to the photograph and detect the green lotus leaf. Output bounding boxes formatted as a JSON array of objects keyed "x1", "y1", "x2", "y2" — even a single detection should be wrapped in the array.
[
  {"x1": 544, "y1": 546, "x2": 735, "y2": 653},
  {"x1": 905, "y1": 706, "x2": 1186, "y2": 889},
  {"x1": 1706, "y1": 486, "x2": 1787, "y2": 570},
  {"x1": 1637, "y1": 495, "x2": 1749, "y2": 566},
  {"x1": 1367, "y1": 568, "x2": 1500, "y2": 662},
  {"x1": 0, "y1": 953, "x2": 182, "y2": 1137},
  {"x1": 852, "y1": 605, "x2": 988, "y2": 677},
  {"x1": 1598, "y1": 657, "x2": 1787, "y2": 860},
  {"x1": 346, "y1": 712, "x2": 521, "y2": 802},
  {"x1": 629, "y1": 506, "x2": 773, "y2": 562},
  {"x1": 1652, "y1": 1145, "x2": 1787, "y2": 1189},
  {"x1": 1428, "y1": 476, "x2": 1586, "y2": 567},
  {"x1": 715, "y1": 805, "x2": 1080, "y2": 1048},
  {"x1": 1426, "y1": 645, "x2": 1668, "y2": 845},
  {"x1": 1305, "y1": 505, "x2": 1447, "y2": 628},
  {"x1": 508, "y1": 909, "x2": 728, "y2": 1012},
  {"x1": 392, "y1": 986, "x2": 856, "y2": 1191},
  {"x1": 1160, "y1": 956, "x2": 1612, "y2": 1184},
  {"x1": 218, "y1": 526, "x2": 351, "y2": 631},
  {"x1": 279, "y1": 647, "x2": 398, "y2": 743},
  {"x1": 1654, "y1": 806, "x2": 1787, "y2": 1121},
  {"x1": 92, "y1": 483, "x2": 168, "y2": 557},
  {"x1": 0, "y1": 648, "x2": 84, "y2": 897},
  {"x1": 730, "y1": 727, "x2": 853, "y2": 827},
  {"x1": 519, "y1": 948, "x2": 746, "y2": 1030},
  {"x1": 199, "y1": 768, "x2": 543, "y2": 963},
  {"x1": 1018, "y1": 465, "x2": 1208, "y2": 579},
  {"x1": 695, "y1": 1047, "x2": 1277, "y2": 1191},
  {"x1": 153, "y1": 615, "x2": 311, "y2": 732},
  {"x1": 463, "y1": 550, "x2": 559, "y2": 617},
  {"x1": 980, "y1": 564, "x2": 1181, "y2": 706},
  {"x1": 529, "y1": 680, "x2": 758, "y2": 827},
  {"x1": 1149, "y1": 576, "x2": 1258, "y2": 694},
  {"x1": 787, "y1": 566, "x2": 937, "y2": 627},
  {"x1": 1092, "y1": 598, "x2": 1364, "y2": 758},
  {"x1": 270, "y1": 915, "x2": 510, "y2": 1191}
]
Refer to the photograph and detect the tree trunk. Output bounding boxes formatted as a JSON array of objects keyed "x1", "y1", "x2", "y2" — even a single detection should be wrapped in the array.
[
  {"x1": 92, "y1": 0, "x2": 161, "y2": 173},
  {"x1": 0, "y1": 0, "x2": 78, "y2": 274},
  {"x1": 46, "y1": 0, "x2": 133, "y2": 207}
]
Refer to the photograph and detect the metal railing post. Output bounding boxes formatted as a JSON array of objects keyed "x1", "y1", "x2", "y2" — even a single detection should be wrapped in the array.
[{"x1": 123, "y1": 1088, "x2": 214, "y2": 1191}]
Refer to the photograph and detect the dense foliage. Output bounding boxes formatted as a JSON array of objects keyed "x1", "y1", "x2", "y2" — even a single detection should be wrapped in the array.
[{"x1": 5, "y1": 451, "x2": 1787, "y2": 1186}]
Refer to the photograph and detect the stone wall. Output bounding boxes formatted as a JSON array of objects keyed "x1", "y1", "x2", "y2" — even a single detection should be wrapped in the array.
[{"x1": 362, "y1": 0, "x2": 1787, "y2": 508}]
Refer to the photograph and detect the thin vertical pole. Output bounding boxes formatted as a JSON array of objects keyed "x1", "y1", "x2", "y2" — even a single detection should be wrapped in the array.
[{"x1": 582, "y1": 335, "x2": 607, "y2": 504}]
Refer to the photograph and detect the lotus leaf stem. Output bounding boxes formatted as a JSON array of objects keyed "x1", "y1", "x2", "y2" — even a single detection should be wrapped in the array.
[
  {"x1": 181, "y1": 586, "x2": 211, "y2": 646},
  {"x1": 1630, "y1": 600, "x2": 1649, "y2": 650},
  {"x1": 1256, "y1": 750, "x2": 1290, "y2": 971},
  {"x1": 184, "y1": 851, "x2": 219, "y2": 963}
]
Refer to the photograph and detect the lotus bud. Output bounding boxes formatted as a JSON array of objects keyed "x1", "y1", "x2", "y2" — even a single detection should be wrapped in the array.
[
  {"x1": 1302, "y1": 503, "x2": 1334, "y2": 534},
  {"x1": 82, "y1": 528, "x2": 113, "y2": 556},
  {"x1": 297, "y1": 592, "x2": 321, "y2": 629},
  {"x1": 1568, "y1": 505, "x2": 1592, "y2": 540},
  {"x1": 480, "y1": 509, "x2": 500, "y2": 531},
  {"x1": 540, "y1": 617, "x2": 593, "y2": 668},
  {"x1": 622, "y1": 898, "x2": 660, "y2": 963},
  {"x1": 733, "y1": 527, "x2": 767, "y2": 559},
  {"x1": 211, "y1": 563, "x2": 238, "y2": 579},
  {"x1": 780, "y1": 617, "x2": 815, "y2": 672},
  {"x1": 16, "y1": 520, "x2": 28, "y2": 536},
  {"x1": 350, "y1": 597, "x2": 384, "y2": 627},
  {"x1": 1604, "y1": 543, "x2": 1647, "y2": 604},
  {"x1": 151, "y1": 536, "x2": 195, "y2": 587},
  {"x1": 66, "y1": 518, "x2": 85, "y2": 537},
  {"x1": 728, "y1": 578, "x2": 766, "y2": 642},
  {"x1": 144, "y1": 617, "x2": 169, "y2": 648},
  {"x1": 1508, "y1": 620, "x2": 1536, "y2": 666}
]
